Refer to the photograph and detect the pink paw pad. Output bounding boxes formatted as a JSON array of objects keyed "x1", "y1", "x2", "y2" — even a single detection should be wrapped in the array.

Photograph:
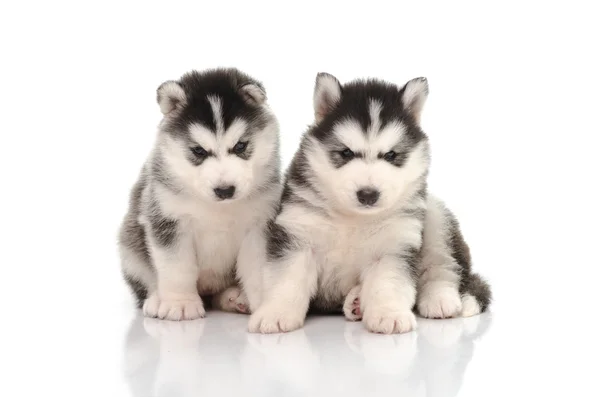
[
  {"x1": 228, "y1": 296, "x2": 249, "y2": 314},
  {"x1": 351, "y1": 297, "x2": 361, "y2": 317}
]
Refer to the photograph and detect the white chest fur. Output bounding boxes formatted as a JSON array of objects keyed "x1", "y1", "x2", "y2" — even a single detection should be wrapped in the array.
[
  {"x1": 189, "y1": 206, "x2": 251, "y2": 270},
  {"x1": 157, "y1": 185, "x2": 274, "y2": 274},
  {"x1": 278, "y1": 206, "x2": 423, "y2": 300}
]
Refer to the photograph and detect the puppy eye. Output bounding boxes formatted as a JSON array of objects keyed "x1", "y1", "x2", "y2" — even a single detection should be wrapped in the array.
[
  {"x1": 383, "y1": 151, "x2": 397, "y2": 162},
  {"x1": 340, "y1": 148, "x2": 355, "y2": 160},
  {"x1": 233, "y1": 141, "x2": 248, "y2": 154},
  {"x1": 191, "y1": 146, "x2": 208, "y2": 157}
]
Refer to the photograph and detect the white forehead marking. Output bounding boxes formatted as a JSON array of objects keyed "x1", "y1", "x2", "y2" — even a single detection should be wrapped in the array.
[
  {"x1": 187, "y1": 118, "x2": 249, "y2": 156},
  {"x1": 207, "y1": 95, "x2": 223, "y2": 135},
  {"x1": 333, "y1": 119, "x2": 367, "y2": 151},
  {"x1": 222, "y1": 118, "x2": 248, "y2": 148},
  {"x1": 368, "y1": 99, "x2": 382, "y2": 139},
  {"x1": 368, "y1": 98, "x2": 407, "y2": 153},
  {"x1": 373, "y1": 121, "x2": 407, "y2": 153},
  {"x1": 188, "y1": 123, "x2": 217, "y2": 151},
  {"x1": 332, "y1": 99, "x2": 407, "y2": 157}
]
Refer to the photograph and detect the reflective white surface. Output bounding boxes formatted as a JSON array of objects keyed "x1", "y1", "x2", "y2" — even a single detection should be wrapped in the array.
[
  {"x1": 124, "y1": 312, "x2": 492, "y2": 397},
  {"x1": 5, "y1": 296, "x2": 598, "y2": 397}
]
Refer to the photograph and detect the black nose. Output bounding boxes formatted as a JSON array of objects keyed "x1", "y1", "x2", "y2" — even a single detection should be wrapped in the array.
[
  {"x1": 214, "y1": 185, "x2": 236, "y2": 200},
  {"x1": 356, "y1": 188, "x2": 380, "y2": 206}
]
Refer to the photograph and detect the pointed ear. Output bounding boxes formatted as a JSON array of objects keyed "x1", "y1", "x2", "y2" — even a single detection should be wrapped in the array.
[
  {"x1": 314, "y1": 72, "x2": 342, "y2": 123},
  {"x1": 401, "y1": 77, "x2": 429, "y2": 123},
  {"x1": 239, "y1": 83, "x2": 266, "y2": 106},
  {"x1": 157, "y1": 81, "x2": 186, "y2": 116}
]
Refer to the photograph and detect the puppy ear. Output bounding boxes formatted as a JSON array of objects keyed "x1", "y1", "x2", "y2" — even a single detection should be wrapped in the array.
[
  {"x1": 314, "y1": 72, "x2": 342, "y2": 123},
  {"x1": 239, "y1": 83, "x2": 266, "y2": 106},
  {"x1": 156, "y1": 81, "x2": 186, "y2": 116},
  {"x1": 401, "y1": 77, "x2": 429, "y2": 123}
]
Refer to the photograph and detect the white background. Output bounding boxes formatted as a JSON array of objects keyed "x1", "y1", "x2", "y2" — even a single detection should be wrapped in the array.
[{"x1": 1, "y1": 1, "x2": 599, "y2": 396}]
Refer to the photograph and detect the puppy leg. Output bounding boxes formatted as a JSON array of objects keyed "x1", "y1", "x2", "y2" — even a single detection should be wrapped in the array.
[
  {"x1": 248, "y1": 249, "x2": 317, "y2": 334},
  {"x1": 143, "y1": 227, "x2": 204, "y2": 321},
  {"x1": 417, "y1": 196, "x2": 493, "y2": 318},
  {"x1": 236, "y1": 225, "x2": 268, "y2": 313},
  {"x1": 417, "y1": 267, "x2": 462, "y2": 319},
  {"x1": 416, "y1": 196, "x2": 463, "y2": 318},
  {"x1": 361, "y1": 255, "x2": 417, "y2": 334}
]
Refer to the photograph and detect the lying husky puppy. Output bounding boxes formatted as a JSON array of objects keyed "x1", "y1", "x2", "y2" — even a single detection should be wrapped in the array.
[
  {"x1": 243, "y1": 73, "x2": 490, "y2": 333},
  {"x1": 119, "y1": 68, "x2": 281, "y2": 320}
]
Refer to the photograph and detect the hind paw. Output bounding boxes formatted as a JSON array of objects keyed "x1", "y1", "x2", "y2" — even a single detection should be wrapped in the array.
[
  {"x1": 212, "y1": 287, "x2": 250, "y2": 314},
  {"x1": 460, "y1": 294, "x2": 482, "y2": 317},
  {"x1": 343, "y1": 286, "x2": 362, "y2": 321},
  {"x1": 417, "y1": 286, "x2": 462, "y2": 319}
]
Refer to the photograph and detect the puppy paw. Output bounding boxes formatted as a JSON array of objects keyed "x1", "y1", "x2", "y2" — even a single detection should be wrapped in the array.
[
  {"x1": 343, "y1": 286, "x2": 362, "y2": 321},
  {"x1": 143, "y1": 292, "x2": 205, "y2": 321},
  {"x1": 248, "y1": 305, "x2": 305, "y2": 334},
  {"x1": 142, "y1": 293, "x2": 160, "y2": 317},
  {"x1": 212, "y1": 287, "x2": 250, "y2": 314},
  {"x1": 460, "y1": 294, "x2": 482, "y2": 317},
  {"x1": 363, "y1": 309, "x2": 416, "y2": 334},
  {"x1": 417, "y1": 286, "x2": 462, "y2": 319}
]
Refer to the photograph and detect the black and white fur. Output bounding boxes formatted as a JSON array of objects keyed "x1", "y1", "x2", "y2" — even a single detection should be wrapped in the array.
[
  {"x1": 243, "y1": 73, "x2": 490, "y2": 334},
  {"x1": 118, "y1": 68, "x2": 281, "y2": 320}
]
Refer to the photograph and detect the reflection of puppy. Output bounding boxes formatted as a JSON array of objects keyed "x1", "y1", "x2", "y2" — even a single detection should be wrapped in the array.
[
  {"x1": 118, "y1": 68, "x2": 281, "y2": 320},
  {"x1": 143, "y1": 316, "x2": 206, "y2": 342},
  {"x1": 343, "y1": 323, "x2": 418, "y2": 376},
  {"x1": 240, "y1": 316, "x2": 422, "y2": 395},
  {"x1": 124, "y1": 314, "x2": 255, "y2": 397},
  {"x1": 417, "y1": 313, "x2": 493, "y2": 397},
  {"x1": 341, "y1": 321, "x2": 422, "y2": 396},
  {"x1": 123, "y1": 315, "x2": 159, "y2": 397},
  {"x1": 139, "y1": 318, "x2": 207, "y2": 396},
  {"x1": 241, "y1": 329, "x2": 321, "y2": 394}
]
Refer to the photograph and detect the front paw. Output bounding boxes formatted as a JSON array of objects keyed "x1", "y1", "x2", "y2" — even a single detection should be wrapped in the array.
[
  {"x1": 143, "y1": 292, "x2": 206, "y2": 321},
  {"x1": 363, "y1": 309, "x2": 416, "y2": 334},
  {"x1": 248, "y1": 305, "x2": 305, "y2": 334},
  {"x1": 417, "y1": 286, "x2": 462, "y2": 319}
]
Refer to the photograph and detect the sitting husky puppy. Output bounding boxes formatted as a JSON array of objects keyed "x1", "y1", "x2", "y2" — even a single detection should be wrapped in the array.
[
  {"x1": 119, "y1": 68, "x2": 281, "y2": 320},
  {"x1": 245, "y1": 73, "x2": 490, "y2": 334}
]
